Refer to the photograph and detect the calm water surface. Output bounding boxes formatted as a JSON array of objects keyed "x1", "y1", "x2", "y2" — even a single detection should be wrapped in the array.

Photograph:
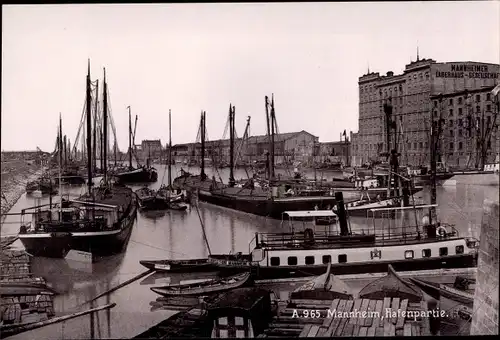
[{"x1": 1, "y1": 165, "x2": 497, "y2": 339}]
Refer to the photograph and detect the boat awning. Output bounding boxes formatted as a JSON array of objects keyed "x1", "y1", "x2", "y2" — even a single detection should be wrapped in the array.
[
  {"x1": 369, "y1": 204, "x2": 437, "y2": 213},
  {"x1": 284, "y1": 210, "x2": 338, "y2": 218}
]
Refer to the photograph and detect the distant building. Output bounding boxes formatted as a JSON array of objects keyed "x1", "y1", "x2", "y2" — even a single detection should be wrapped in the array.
[
  {"x1": 140, "y1": 139, "x2": 163, "y2": 160},
  {"x1": 171, "y1": 130, "x2": 319, "y2": 165},
  {"x1": 351, "y1": 58, "x2": 500, "y2": 167},
  {"x1": 318, "y1": 140, "x2": 351, "y2": 165}
]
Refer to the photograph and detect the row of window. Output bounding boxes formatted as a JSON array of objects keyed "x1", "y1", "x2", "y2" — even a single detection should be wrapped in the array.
[
  {"x1": 434, "y1": 105, "x2": 494, "y2": 118},
  {"x1": 434, "y1": 93, "x2": 494, "y2": 107},
  {"x1": 360, "y1": 72, "x2": 431, "y2": 94},
  {"x1": 269, "y1": 245, "x2": 465, "y2": 266}
]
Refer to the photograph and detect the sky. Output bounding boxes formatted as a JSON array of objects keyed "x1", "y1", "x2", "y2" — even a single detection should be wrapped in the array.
[{"x1": 2, "y1": 2, "x2": 499, "y2": 152}]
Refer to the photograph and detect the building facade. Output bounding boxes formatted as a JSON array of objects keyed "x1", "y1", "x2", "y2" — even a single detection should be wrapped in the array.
[
  {"x1": 171, "y1": 130, "x2": 319, "y2": 165},
  {"x1": 140, "y1": 139, "x2": 163, "y2": 160},
  {"x1": 351, "y1": 58, "x2": 500, "y2": 168},
  {"x1": 318, "y1": 141, "x2": 351, "y2": 165}
]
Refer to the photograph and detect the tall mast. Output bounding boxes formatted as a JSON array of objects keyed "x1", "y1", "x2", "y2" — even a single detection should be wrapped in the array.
[
  {"x1": 265, "y1": 96, "x2": 271, "y2": 180},
  {"x1": 168, "y1": 109, "x2": 172, "y2": 187},
  {"x1": 59, "y1": 113, "x2": 63, "y2": 218},
  {"x1": 270, "y1": 94, "x2": 276, "y2": 181},
  {"x1": 127, "y1": 106, "x2": 132, "y2": 170},
  {"x1": 200, "y1": 111, "x2": 207, "y2": 181},
  {"x1": 86, "y1": 60, "x2": 93, "y2": 195},
  {"x1": 429, "y1": 94, "x2": 443, "y2": 225},
  {"x1": 63, "y1": 135, "x2": 67, "y2": 167},
  {"x1": 93, "y1": 80, "x2": 99, "y2": 174},
  {"x1": 103, "y1": 68, "x2": 108, "y2": 184},
  {"x1": 229, "y1": 104, "x2": 235, "y2": 187}
]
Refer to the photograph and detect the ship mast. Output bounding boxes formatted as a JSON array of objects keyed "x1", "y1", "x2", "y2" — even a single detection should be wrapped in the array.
[
  {"x1": 270, "y1": 94, "x2": 276, "y2": 182},
  {"x1": 200, "y1": 111, "x2": 207, "y2": 181},
  {"x1": 229, "y1": 104, "x2": 236, "y2": 187},
  {"x1": 93, "y1": 80, "x2": 99, "y2": 174},
  {"x1": 127, "y1": 106, "x2": 132, "y2": 170},
  {"x1": 103, "y1": 68, "x2": 108, "y2": 184},
  {"x1": 86, "y1": 60, "x2": 93, "y2": 195},
  {"x1": 168, "y1": 109, "x2": 172, "y2": 188},
  {"x1": 59, "y1": 113, "x2": 63, "y2": 219},
  {"x1": 429, "y1": 94, "x2": 444, "y2": 225}
]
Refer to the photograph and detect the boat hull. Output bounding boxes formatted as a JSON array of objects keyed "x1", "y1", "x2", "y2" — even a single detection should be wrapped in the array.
[
  {"x1": 139, "y1": 259, "x2": 215, "y2": 273},
  {"x1": 19, "y1": 200, "x2": 137, "y2": 258},
  {"x1": 115, "y1": 169, "x2": 158, "y2": 183},
  {"x1": 212, "y1": 254, "x2": 477, "y2": 280},
  {"x1": 138, "y1": 197, "x2": 169, "y2": 211},
  {"x1": 198, "y1": 190, "x2": 337, "y2": 219}
]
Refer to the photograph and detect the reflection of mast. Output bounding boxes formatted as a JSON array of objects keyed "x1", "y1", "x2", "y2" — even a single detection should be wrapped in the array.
[{"x1": 230, "y1": 216, "x2": 235, "y2": 254}]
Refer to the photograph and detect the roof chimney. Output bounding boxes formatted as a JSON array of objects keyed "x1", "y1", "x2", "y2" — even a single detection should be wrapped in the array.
[{"x1": 387, "y1": 71, "x2": 394, "y2": 77}]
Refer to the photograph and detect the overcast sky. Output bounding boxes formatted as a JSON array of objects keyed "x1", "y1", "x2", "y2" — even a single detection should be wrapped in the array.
[{"x1": 2, "y1": 2, "x2": 499, "y2": 152}]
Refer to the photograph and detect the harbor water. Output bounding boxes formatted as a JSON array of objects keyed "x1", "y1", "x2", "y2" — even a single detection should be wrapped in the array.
[{"x1": 1, "y1": 165, "x2": 497, "y2": 339}]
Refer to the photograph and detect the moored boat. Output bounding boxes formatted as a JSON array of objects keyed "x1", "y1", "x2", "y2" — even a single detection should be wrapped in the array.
[
  {"x1": 409, "y1": 278, "x2": 474, "y2": 307},
  {"x1": 150, "y1": 272, "x2": 252, "y2": 297},
  {"x1": 135, "y1": 186, "x2": 169, "y2": 211},
  {"x1": 139, "y1": 258, "x2": 214, "y2": 273}
]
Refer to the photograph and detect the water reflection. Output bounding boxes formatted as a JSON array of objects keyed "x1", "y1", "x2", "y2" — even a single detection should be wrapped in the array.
[{"x1": 0, "y1": 165, "x2": 497, "y2": 339}]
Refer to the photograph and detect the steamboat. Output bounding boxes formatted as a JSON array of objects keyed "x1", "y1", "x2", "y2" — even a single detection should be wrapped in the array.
[
  {"x1": 206, "y1": 193, "x2": 479, "y2": 280},
  {"x1": 18, "y1": 63, "x2": 138, "y2": 258}
]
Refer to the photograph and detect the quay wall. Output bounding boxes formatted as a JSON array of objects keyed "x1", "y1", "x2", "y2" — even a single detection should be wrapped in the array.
[
  {"x1": 471, "y1": 199, "x2": 499, "y2": 335},
  {"x1": 1, "y1": 159, "x2": 45, "y2": 224}
]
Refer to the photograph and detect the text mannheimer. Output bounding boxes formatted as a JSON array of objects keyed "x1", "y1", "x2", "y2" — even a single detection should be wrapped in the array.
[{"x1": 435, "y1": 64, "x2": 499, "y2": 79}]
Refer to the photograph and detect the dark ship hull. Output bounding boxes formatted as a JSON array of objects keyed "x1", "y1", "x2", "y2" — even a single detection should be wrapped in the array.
[
  {"x1": 26, "y1": 181, "x2": 57, "y2": 195},
  {"x1": 19, "y1": 186, "x2": 138, "y2": 258},
  {"x1": 115, "y1": 168, "x2": 158, "y2": 183},
  {"x1": 198, "y1": 189, "x2": 337, "y2": 220}
]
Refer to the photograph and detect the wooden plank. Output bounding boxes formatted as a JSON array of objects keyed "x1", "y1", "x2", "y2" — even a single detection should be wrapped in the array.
[
  {"x1": 404, "y1": 323, "x2": 412, "y2": 336},
  {"x1": 359, "y1": 326, "x2": 368, "y2": 336},
  {"x1": 365, "y1": 300, "x2": 377, "y2": 327},
  {"x1": 334, "y1": 300, "x2": 354, "y2": 336},
  {"x1": 374, "y1": 300, "x2": 384, "y2": 327},
  {"x1": 353, "y1": 325, "x2": 361, "y2": 336},
  {"x1": 375, "y1": 327, "x2": 384, "y2": 336},
  {"x1": 367, "y1": 326, "x2": 376, "y2": 337},
  {"x1": 290, "y1": 299, "x2": 334, "y2": 306},
  {"x1": 396, "y1": 299, "x2": 409, "y2": 329},
  {"x1": 324, "y1": 299, "x2": 347, "y2": 337},
  {"x1": 390, "y1": 297, "x2": 400, "y2": 325},
  {"x1": 412, "y1": 324, "x2": 421, "y2": 336},
  {"x1": 307, "y1": 325, "x2": 320, "y2": 337},
  {"x1": 322, "y1": 299, "x2": 340, "y2": 328},
  {"x1": 349, "y1": 299, "x2": 363, "y2": 324},
  {"x1": 382, "y1": 297, "x2": 392, "y2": 324},
  {"x1": 298, "y1": 324, "x2": 312, "y2": 337},
  {"x1": 358, "y1": 299, "x2": 370, "y2": 326},
  {"x1": 316, "y1": 327, "x2": 327, "y2": 337},
  {"x1": 383, "y1": 322, "x2": 395, "y2": 336},
  {"x1": 342, "y1": 324, "x2": 354, "y2": 336}
]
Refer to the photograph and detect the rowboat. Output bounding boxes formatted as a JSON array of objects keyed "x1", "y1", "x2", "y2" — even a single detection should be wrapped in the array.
[
  {"x1": 409, "y1": 278, "x2": 474, "y2": 307},
  {"x1": 0, "y1": 282, "x2": 58, "y2": 296},
  {"x1": 150, "y1": 272, "x2": 252, "y2": 297},
  {"x1": 139, "y1": 258, "x2": 214, "y2": 273},
  {"x1": 358, "y1": 264, "x2": 423, "y2": 302}
]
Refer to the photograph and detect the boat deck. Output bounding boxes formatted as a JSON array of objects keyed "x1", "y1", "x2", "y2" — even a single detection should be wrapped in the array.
[{"x1": 260, "y1": 296, "x2": 431, "y2": 337}]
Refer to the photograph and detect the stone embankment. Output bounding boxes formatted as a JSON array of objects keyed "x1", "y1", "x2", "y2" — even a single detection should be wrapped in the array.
[{"x1": 1, "y1": 160, "x2": 46, "y2": 220}]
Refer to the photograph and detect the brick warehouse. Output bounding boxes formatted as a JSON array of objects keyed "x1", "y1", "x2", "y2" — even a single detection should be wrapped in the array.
[{"x1": 350, "y1": 58, "x2": 500, "y2": 168}]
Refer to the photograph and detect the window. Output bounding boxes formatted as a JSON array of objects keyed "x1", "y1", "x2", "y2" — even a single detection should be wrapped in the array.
[
  {"x1": 322, "y1": 255, "x2": 332, "y2": 264},
  {"x1": 476, "y1": 94, "x2": 481, "y2": 102},
  {"x1": 458, "y1": 107, "x2": 463, "y2": 115},
  {"x1": 449, "y1": 99, "x2": 453, "y2": 105},
  {"x1": 449, "y1": 142, "x2": 454, "y2": 150},
  {"x1": 287, "y1": 256, "x2": 298, "y2": 265},
  {"x1": 270, "y1": 257, "x2": 280, "y2": 266},
  {"x1": 458, "y1": 118, "x2": 463, "y2": 127},
  {"x1": 459, "y1": 142, "x2": 463, "y2": 150},
  {"x1": 439, "y1": 247, "x2": 448, "y2": 256},
  {"x1": 449, "y1": 119, "x2": 454, "y2": 126},
  {"x1": 433, "y1": 110, "x2": 438, "y2": 117},
  {"x1": 488, "y1": 140, "x2": 492, "y2": 149},
  {"x1": 449, "y1": 109, "x2": 453, "y2": 116},
  {"x1": 458, "y1": 97, "x2": 463, "y2": 104},
  {"x1": 413, "y1": 142, "x2": 417, "y2": 149},
  {"x1": 456, "y1": 245, "x2": 464, "y2": 254},
  {"x1": 338, "y1": 254, "x2": 347, "y2": 263},
  {"x1": 422, "y1": 249, "x2": 432, "y2": 258},
  {"x1": 476, "y1": 106, "x2": 481, "y2": 113},
  {"x1": 487, "y1": 104, "x2": 491, "y2": 112},
  {"x1": 450, "y1": 130, "x2": 454, "y2": 137},
  {"x1": 433, "y1": 100, "x2": 438, "y2": 107},
  {"x1": 405, "y1": 250, "x2": 414, "y2": 259},
  {"x1": 305, "y1": 256, "x2": 315, "y2": 265},
  {"x1": 487, "y1": 93, "x2": 491, "y2": 101},
  {"x1": 419, "y1": 142, "x2": 423, "y2": 149}
]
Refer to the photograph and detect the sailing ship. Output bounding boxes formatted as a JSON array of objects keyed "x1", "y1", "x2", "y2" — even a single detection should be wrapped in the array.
[
  {"x1": 113, "y1": 106, "x2": 158, "y2": 184},
  {"x1": 18, "y1": 63, "x2": 138, "y2": 258}
]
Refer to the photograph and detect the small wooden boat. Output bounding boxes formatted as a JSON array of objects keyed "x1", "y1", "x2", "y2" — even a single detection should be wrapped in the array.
[
  {"x1": 0, "y1": 282, "x2": 58, "y2": 296},
  {"x1": 358, "y1": 264, "x2": 423, "y2": 302},
  {"x1": 150, "y1": 272, "x2": 252, "y2": 297},
  {"x1": 290, "y1": 262, "x2": 353, "y2": 300},
  {"x1": 135, "y1": 186, "x2": 168, "y2": 211},
  {"x1": 139, "y1": 258, "x2": 214, "y2": 273},
  {"x1": 169, "y1": 202, "x2": 188, "y2": 211},
  {"x1": 409, "y1": 278, "x2": 474, "y2": 307}
]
